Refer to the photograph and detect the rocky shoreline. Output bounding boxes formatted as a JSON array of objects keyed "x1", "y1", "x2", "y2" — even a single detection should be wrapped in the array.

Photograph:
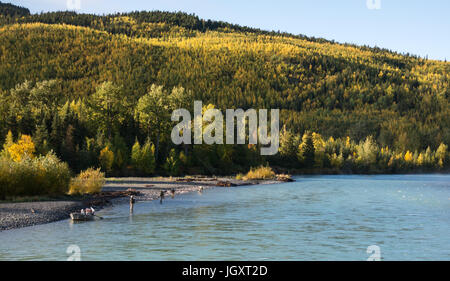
[
  {"x1": 0, "y1": 201, "x2": 85, "y2": 231},
  {"x1": 0, "y1": 177, "x2": 289, "y2": 231}
]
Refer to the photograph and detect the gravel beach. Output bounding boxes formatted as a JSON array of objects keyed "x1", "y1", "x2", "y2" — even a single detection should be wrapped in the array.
[
  {"x1": 0, "y1": 201, "x2": 85, "y2": 231},
  {"x1": 0, "y1": 177, "x2": 286, "y2": 231}
]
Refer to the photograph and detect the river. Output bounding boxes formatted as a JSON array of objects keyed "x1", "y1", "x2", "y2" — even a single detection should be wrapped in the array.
[{"x1": 0, "y1": 174, "x2": 449, "y2": 260}]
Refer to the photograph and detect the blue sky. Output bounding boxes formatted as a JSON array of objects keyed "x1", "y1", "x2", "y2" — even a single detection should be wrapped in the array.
[{"x1": 10, "y1": 0, "x2": 450, "y2": 61}]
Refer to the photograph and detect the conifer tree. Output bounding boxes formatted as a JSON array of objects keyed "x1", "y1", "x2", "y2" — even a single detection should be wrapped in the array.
[
  {"x1": 33, "y1": 121, "x2": 50, "y2": 156},
  {"x1": 298, "y1": 132, "x2": 315, "y2": 168}
]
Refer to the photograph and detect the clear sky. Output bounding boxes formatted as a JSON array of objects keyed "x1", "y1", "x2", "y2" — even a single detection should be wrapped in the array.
[{"x1": 9, "y1": 0, "x2": 450, "y2": 61}]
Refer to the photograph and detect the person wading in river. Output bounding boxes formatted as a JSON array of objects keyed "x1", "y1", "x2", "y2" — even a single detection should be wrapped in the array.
[
  {"x1": 130, "y1": 195, "x2": 135, "y2": 213},
  {"x1": 160, "y1": 191, "x2": 165, "y2": 204}
]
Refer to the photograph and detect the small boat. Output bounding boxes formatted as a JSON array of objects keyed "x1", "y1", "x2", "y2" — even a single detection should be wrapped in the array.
[{"x1": 70, "y1": 212, "x2": 95, "y2": 221}]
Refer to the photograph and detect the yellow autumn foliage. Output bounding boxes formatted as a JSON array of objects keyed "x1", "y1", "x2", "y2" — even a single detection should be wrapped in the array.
[
  {"x1": 240, "y1": 166, "x2": 276, "y2": 180},
  {"x1": 69, "y1": 168, "x2": 105, "y2": 195},
  {"x1": 7, "y1": 135, "x2": 35, "y2": 162},
  {"x1": 404, "y1": 151, "x2": 413, "y2": 162},
  {"x1": 0, "y1": 152, "x2": 71, "y2": 199},
  {"x1": 99, "y1": 146, "x2": 114, "y2": 173}
]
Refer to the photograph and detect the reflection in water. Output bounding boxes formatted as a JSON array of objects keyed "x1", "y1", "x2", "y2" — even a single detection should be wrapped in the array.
[{"x1": 0, "y1": 175, "x2": 449, "y2": 261}]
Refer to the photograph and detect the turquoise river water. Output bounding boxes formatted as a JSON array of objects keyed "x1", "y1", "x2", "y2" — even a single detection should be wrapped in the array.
[{"x1": 0, "y1": 175, "x2": 449, "y2": 260}]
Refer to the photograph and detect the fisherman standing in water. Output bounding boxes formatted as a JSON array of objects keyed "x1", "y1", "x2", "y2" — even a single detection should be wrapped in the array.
[
  {"x1": 130, "y1": 195, "x2": 135, "y2": 213},
  {"x1": 170, "y1": 189, "x2": 176, "y2": 199},
  {"x1": 160, "y1": 190, "x2": 165, "y2": 204}
]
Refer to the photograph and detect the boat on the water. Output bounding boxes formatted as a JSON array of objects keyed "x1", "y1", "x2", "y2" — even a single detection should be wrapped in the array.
[{"x1": 70, "y1": 213, "x2": 95, "y2": 221}]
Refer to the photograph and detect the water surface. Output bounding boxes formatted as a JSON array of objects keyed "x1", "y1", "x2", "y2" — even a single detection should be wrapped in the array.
[{"x1": 0, "y1": 174, "x2": 449, "y2": 260}]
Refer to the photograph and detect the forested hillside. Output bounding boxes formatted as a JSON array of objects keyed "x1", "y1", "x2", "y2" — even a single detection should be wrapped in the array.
[
  {"x1": 0, "y1": 4, "x2": 448, "y2": 175},
  {"x1": 0, "y1": 1, "x2": 29, "y2": 17}
]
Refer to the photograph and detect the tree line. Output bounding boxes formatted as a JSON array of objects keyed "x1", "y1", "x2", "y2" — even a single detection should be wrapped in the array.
[
  {"x1": 0, "y1": 79, "x2": 448, "y2": 176},
  {"x1": 0, "y1": 1, "x2": 29, "y2": 17}
]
